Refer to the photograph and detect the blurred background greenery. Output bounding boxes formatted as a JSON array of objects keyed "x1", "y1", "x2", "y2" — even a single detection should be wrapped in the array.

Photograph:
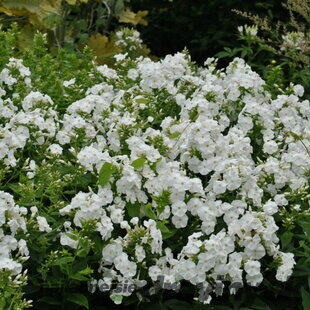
[{"x1": 130, "y1": 0, "x2": 286, "y2": 64}]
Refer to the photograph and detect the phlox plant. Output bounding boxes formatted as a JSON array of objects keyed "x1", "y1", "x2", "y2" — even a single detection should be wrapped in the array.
[
  {"x1": 217, "y1": 0, "x2": 310, "y2": 99},
  {"x1": 0, "y1": 25, "x2": 309, "y2": 310}
]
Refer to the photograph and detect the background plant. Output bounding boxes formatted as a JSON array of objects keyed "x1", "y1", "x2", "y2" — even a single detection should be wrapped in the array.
[
  {"x1": 0, "y1": 0, "x2": 149, "y2": 61},
  {"x1": 216, "y1": 0, "x2": 310, "y2": 98}
]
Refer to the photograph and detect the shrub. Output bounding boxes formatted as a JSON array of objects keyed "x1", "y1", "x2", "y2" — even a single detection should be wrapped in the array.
[
  {"x1": 217, "y1": 0, "x2": 310, "y2": 98},
  {"x1": 0, "y1": 27, "x2": 309, "y2": 310},
  {"x1": 0, "y1": 0, "x2": 149, "y2": 62},
  {"x1": 130, "y1": 0, "x2": 287, "y2": 65}
]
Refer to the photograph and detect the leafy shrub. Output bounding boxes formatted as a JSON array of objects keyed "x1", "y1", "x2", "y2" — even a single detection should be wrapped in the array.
[
  {"x1": 130, "y1": 0, "x2": 288, "y2": 65},
  {"x1": 217, "y1": 0, "x2": 310, "y2": 98},
  {"x1": 0, "y1": 27, "x2": 309, "y2": 310},
  {"x1": 0, "y1": 0, "x2": 149, "y2": 61}
]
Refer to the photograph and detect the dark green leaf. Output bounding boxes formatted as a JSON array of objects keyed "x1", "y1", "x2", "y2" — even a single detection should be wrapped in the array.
[
  {"x1": 142, "y1": 204, "x2": 157, "y2": 220},
  {"x1": 126, "y1": 202, "x2": 140, "y2": 218},
  {"x1": 281, "y1": 231, "x2": 293, "y2": 249},
  {"x1": 298, "y1": 220, "x2": 310, "y2": 237},
  {"x1": 301, "y1": 287, "x2": 310, "y2": 310},
  {"x1": 157, "y1": 222, "x2": 177, "y2": 239},
  {"x1": 52, "y1": 256, "x2": 74, "y2": 266},
  {"x1": 66, "y1": 293, "x2": 89, "y2": 309},
  {"x1": 38, "y1": 296, "x2": 61, "y2": 305}
]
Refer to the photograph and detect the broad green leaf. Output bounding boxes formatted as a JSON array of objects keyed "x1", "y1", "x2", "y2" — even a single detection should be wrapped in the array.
[
  {"x1": 77, "y1": 239, "x2": 91, "y2": 257},
  {"x1": 157, "y1": 222, "x2": 169, "y2": 232},
  {"x1": 114, "y1": 0, "x2": 125, "y2": 16},
  {"x1": 281, "y1": 231, "x2": 293, "y2": 249},
  {"x1": 87, "y1": 33, "x2": 121, "y2": 61},
  {"x1": 118, "y1": 9, "x2": 148, "y2": 26},
  {"x1": 52, "y1": 256, "x2": 74, "y2": 266},
  {"x1": 157, "y1": 222, "x2": 177, "y2": 240},
  {"x1": 0, "y1": 0, "x2": 62, "y2": 28},
  {"x1": 38, "y1": 296, "x2": 61, "y2": 305},
  {"x1": 301, "y1": 287, "x2": 310, "y2": 310},
  {"x1": 131, "y1": 157, "x2": 147, "y2": 169},
  {"x1": 298, "y1": 220, "x2": 310, "y2": 236},
  {"x1": 142, "y1": 204, "x2": 157, "y2": 220},
  {"x1": 215, "y1": 51, "x2": 229, "y2": 58},
  {"x1": 66, "y1": 293, "x2": 89, "y2": 309},
  {"x1": 126, "y1": 202, "x2": 140, "y2": 218},
  {"x1": 98, "y1": 162, "x2": 116, "y2": 187},
  {"x1": 69, "y1": 265, "x2": 92, "y2": 282}
]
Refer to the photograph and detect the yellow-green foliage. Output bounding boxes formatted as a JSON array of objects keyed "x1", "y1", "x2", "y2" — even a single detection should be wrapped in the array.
[{"x1": 0, "y1": 0, "x2": 149, "y2": 62}]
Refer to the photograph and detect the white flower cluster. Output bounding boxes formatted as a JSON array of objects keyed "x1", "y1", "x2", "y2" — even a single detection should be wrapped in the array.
[
  {"x1": 281, "y1": 31, "x2": 306, "y2": 51},
  {"x1": 115, "y1": 28, "x2": 144, "y2": 52},
  {"x1": 0, "y1": 61, "x2": 58, "y2": 166},
  {"x1": 237, "y1": 24, "x2": 258, "y2": 37},
  {"x1": 1, "y1": 52, "x2": 309, "y2": 304},
  {"x1": 0, "y1": 191, "x2": 28, "y2": 275}
]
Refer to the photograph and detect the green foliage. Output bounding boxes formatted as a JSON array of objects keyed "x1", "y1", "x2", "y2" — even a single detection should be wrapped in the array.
[
  {"x1": 216, "y1": 0, "x2": 310, "y2": 97},
  {"x1": 130, "y1": 0, "x2": 287, "y2": 64},
  {"x1": 0, "y1": 270, "x2": 31, "y2": 310},
  {"x1": 98, "y1": 162, "x2": 117, "y2": 187},
  {"x1": 0, "y1": 0, "x2": 149, "y2": 62}
]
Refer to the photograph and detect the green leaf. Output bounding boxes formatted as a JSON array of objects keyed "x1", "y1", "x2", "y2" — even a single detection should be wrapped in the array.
[
  {"x1": 250, "y1": 297, "x2": 271, "y2": 310},
  {"x1": 114, "y1": 0, "x2": 125, "y2": 15},
  {"x1": 98, "y1": 162, "x2": 116, "y2": 187},
  {"x1": 215, "y1": 51, "x2": 229, "y2": 58},
  {"x1": 131, "y1": 157, "x2": 147, "y2": 169},
  {"x1": 281, "y1": 231, "x2": 293, "y2": 249},
  {"x1": 241, "y1": 49, "x2": 248, "y2": 58},
  {"x1": 66, "y1": 293, "x2": 89, "y2": 309},
  {"x1": 70, "y1": 273, "x2": 91, "y2": 281},
  {"x1": 136, "y1": 98, "x2": 148, "y2": 104},
  {"x1": 298, "y1": 220, "x2": 310, "y2": 237},
  {"x1": 142, "y1": 204, "x2": 157, "y2": 220},
  {"x1": 301, "y1": 287, "x2": 310, "y2": 310},
  {"x1": 157, "y1": 222, "x2": 177, "y2": 240},
  {"x1": 7, "y1": 183, "x2": 20, "y2": 193},
  {"x1": 168, "y1": 132, "x2": 181, "y2": 139},
  {"x1": 0, "y1": 299, "x2": 6, "y2": 310},
  {"x1": 52, "y1": 256, "x2": 74, "y2": 266},
  {"x1": 76, "y1": 239, "x2": 91, "y2": 257},
  {"x1": 39, "y1": 296, "x2": 61, "y2": 305},
  {"x1": 126, "y1": 202, "x2": 140, "y2": 218},
  {"x1": 157, "y1": 222, "x2": 169, "y2": 233}
]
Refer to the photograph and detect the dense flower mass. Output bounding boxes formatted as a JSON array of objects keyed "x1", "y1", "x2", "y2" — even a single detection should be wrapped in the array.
[{"x1": 0, "y1": 49, "x2": 309, "y2": 306}]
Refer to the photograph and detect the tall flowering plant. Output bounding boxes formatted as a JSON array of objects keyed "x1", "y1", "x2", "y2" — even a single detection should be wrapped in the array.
[{"x1": 0, "y1": 27, "x2": 309, "y2": 309}]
